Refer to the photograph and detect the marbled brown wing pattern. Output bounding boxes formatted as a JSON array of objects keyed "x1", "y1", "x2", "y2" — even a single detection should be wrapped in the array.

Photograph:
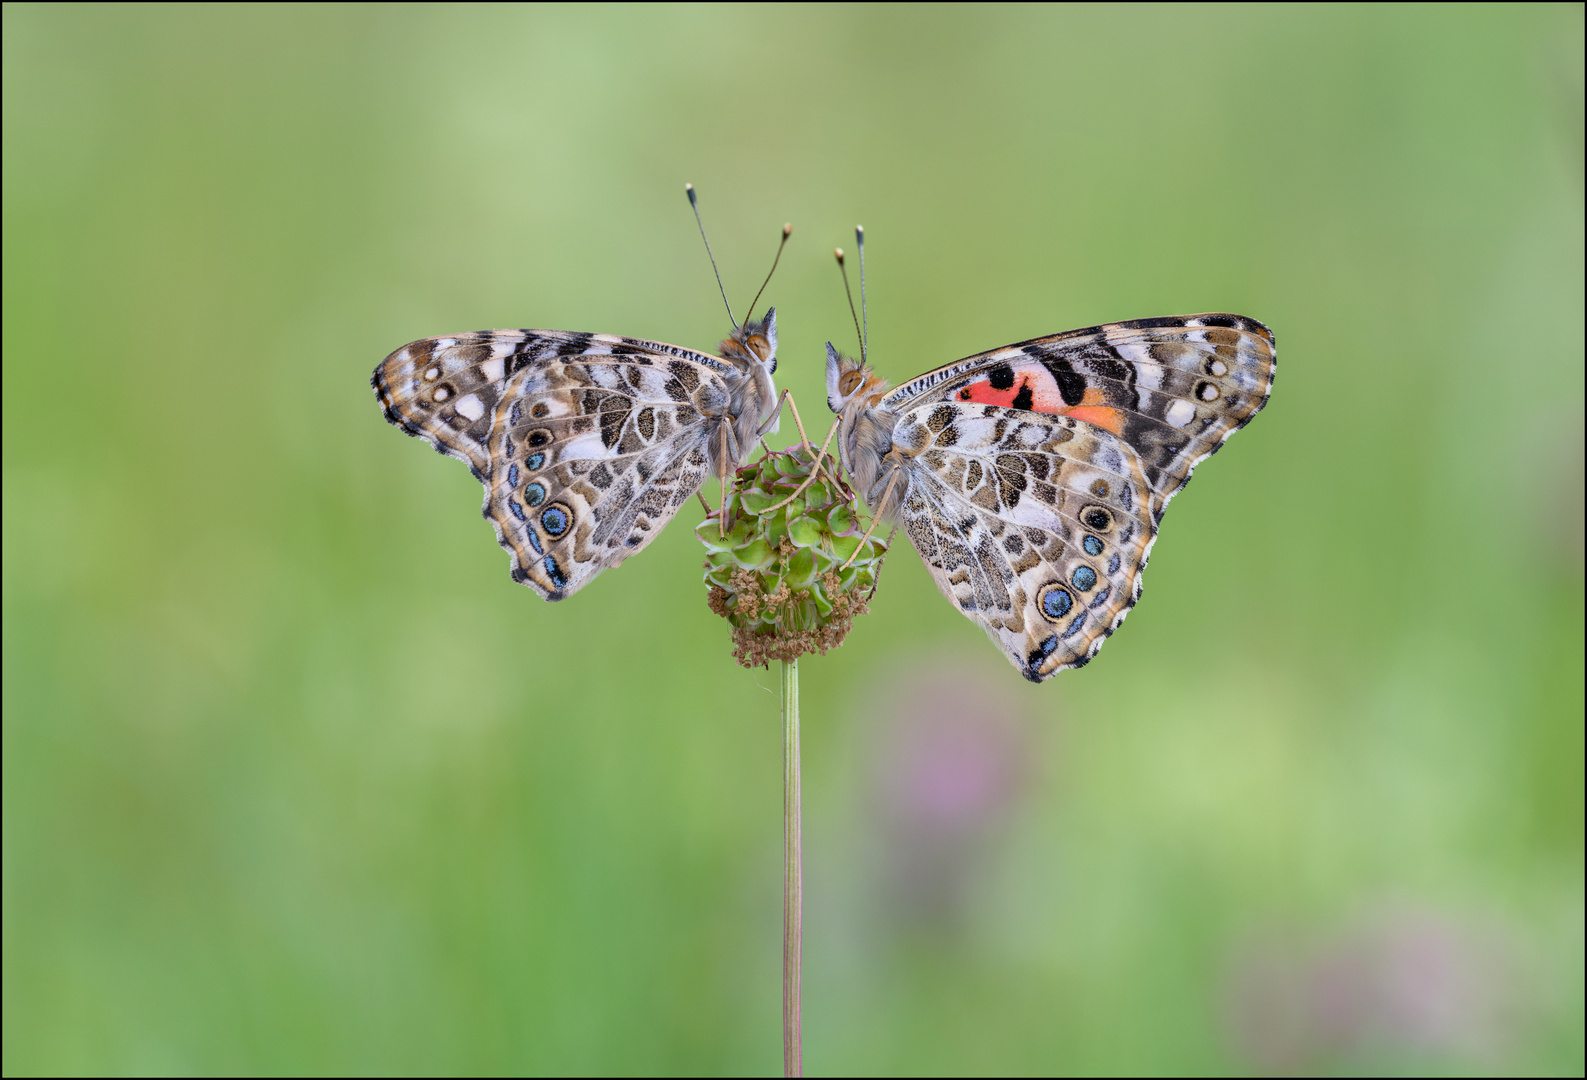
[
  {"x1": 883, "y1": 314, "x2": 1275, "y2": 522},
  {"x1": 373, "y1": 329, "x2": 742, "y2": 600},
  {"x1": 892, "y1": 402, "x2": 1155, "y2": 680},
  {"x1": 827, "y1": 312, "x2": 1274, "y2": 681},
  {"x1": 483, "y1": 347, "x2": 735, "y2": 599},
  {"x1": 372, "y1": 330, "x2": 528, "y2": 479}
]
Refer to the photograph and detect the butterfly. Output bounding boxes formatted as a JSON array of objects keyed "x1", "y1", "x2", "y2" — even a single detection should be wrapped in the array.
[
  {"x1": 824, "y1": 308, "x2": 1275, "y2": 682},
  {"x1": 372, "y1": 307, "x2": 785, "y2": 600}
]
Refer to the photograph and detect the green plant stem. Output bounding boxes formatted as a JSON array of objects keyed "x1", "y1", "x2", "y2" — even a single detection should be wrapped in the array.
[{"x1": 781, "y1": 657, "x2": 802, "y2": 1078}]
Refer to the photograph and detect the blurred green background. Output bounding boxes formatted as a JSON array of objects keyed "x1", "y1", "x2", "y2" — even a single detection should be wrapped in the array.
[{"x1": 4, "y1": 3, "x2": 1582, "y2": 1075}]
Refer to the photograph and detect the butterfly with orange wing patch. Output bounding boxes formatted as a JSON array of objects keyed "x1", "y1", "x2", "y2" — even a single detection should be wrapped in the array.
[{"x1": 823, "y1": 237, "x2": 1275, "y2": 681}]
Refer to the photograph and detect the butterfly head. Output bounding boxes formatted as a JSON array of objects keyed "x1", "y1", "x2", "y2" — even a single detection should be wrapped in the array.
[
  {"x1": 719, "y1": 307, "x2": 778, "y2": 374},
  {"x1": 825, "y1": 341, "x2": 890, "y2": 414}
]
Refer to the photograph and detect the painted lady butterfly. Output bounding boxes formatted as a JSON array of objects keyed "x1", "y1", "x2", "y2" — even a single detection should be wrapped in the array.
[
  {"x1": 824, "y1": 252, "x2": 1274, "y2": 680},
  {"x1": 372, "y1": 190, "x2": 791, "y2": 600}
]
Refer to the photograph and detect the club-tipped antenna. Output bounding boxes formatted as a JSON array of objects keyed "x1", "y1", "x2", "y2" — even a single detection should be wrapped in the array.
[
  {"x1": 685, "y1": 183, "x2": 736, "y2": 327},
  {"x1": 856, "y1": 225, "x2": 868, "y2": 362},
  {"x1": 834, "y1": 246, "x2": 866, "y2": 365},
  {"x1": 744, "y1": 222, "x2": 792, "y2": 321}
]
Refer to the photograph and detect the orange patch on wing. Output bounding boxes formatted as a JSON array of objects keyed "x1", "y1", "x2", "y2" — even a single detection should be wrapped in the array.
[
  {"x1": 1062, "y1": 404, "x2": 1124, "y2": 434},
  {"x1": 1058, "y1": 386, "x2": 1124, "y2": 434},
  {"x1": 954, "y1": 368, "x2": 1124, "y2": 432},
  {"x1": 956, "y1": 370, "x2": 1068, "y2": 413}
]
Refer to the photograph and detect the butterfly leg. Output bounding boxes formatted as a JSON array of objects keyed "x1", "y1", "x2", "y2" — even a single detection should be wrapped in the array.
[
  {"x1": 842, "y1": 471, "x2": 899, "y2": 569},
  {"x1": 864, "y1": 526, "x2": 900, "y2": 601},
  {"x1": 759, "y1": 389, "x2": 811, "y2": 450},
  {"x1": 763, "y1": 417, "x2": 843, "y2": 514},
  {"x1": 775, "y1": 390, "x2": 845, "y2": 488},
  {"x1": 758, "y1": 389, "x2": 842, "y2": 486},
  {"x1": 717, "y1": 424, "x2": 735, "y2": 537}
]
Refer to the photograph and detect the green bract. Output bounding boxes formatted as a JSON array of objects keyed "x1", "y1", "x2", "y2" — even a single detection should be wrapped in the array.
[{"x1": 697, "y1": 447, "x2": 888, "y2": 667}]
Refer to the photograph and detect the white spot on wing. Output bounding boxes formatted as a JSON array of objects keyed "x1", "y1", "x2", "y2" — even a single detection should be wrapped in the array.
[
  {"x1": 1209, "y1": 359, "x2": 1228, "y2": 377},
  {"x1": 1115, "y1": 342, "x2": 1163, "y2": 389},
  {"x1": 454, "y1": 393, "x2": 485, "y2": 421},
  {"x1": 558, "y1": 430, "x2": 609, "y2": 461},
  {"x1": 480, "y1": 358, "x2": 505, "y2": 383},
  {"x1": 1165, "y1": 399, "x2": 1195, "y2": 428}
]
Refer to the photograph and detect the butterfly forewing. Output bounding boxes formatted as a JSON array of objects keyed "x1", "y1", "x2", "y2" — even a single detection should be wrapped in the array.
[
  {"x1": 372, "y1": 331, "x2": 525, "y2": 479},
  {"x1": 884, "y1": 315, "x2": 1275, "y2": 519}
]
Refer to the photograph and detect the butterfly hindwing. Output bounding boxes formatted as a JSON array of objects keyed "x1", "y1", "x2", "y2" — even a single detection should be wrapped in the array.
[
  {"x1": 893, "y1": 402, "x2": 1155, "y2": 680},
  {"x1": 483, "y1": 343, "x2": 736, "y2": 599}
]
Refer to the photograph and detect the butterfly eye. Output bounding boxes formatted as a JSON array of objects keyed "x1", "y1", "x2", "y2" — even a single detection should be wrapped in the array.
[{"x1": 838, "y1": 370, "x2": 864, "y2": 395}]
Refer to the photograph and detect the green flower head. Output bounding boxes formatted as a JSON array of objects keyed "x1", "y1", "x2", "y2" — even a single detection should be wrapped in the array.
[{"x1": 697, "y1": 446, "x2": 889, "y2": 667}]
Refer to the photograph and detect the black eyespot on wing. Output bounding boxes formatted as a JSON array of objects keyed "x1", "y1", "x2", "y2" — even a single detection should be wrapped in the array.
[{"x1": 988, "y1": 363, "x2": 1016, "y2": 390}]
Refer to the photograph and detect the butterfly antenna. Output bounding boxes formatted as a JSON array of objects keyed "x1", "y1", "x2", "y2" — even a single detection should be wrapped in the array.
[
  {"x1": 856, "y1": 225, "x2": 868, "y2": 362},
  {"x1": 744, "y1": 222, "x2": 792, "y2": 320},
  {"x1": 834, "y1": 246, "x2": 866, "y2": 366},
  {"x1": 685, "y1": 183, "x2": 736, "y2": 327}
]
